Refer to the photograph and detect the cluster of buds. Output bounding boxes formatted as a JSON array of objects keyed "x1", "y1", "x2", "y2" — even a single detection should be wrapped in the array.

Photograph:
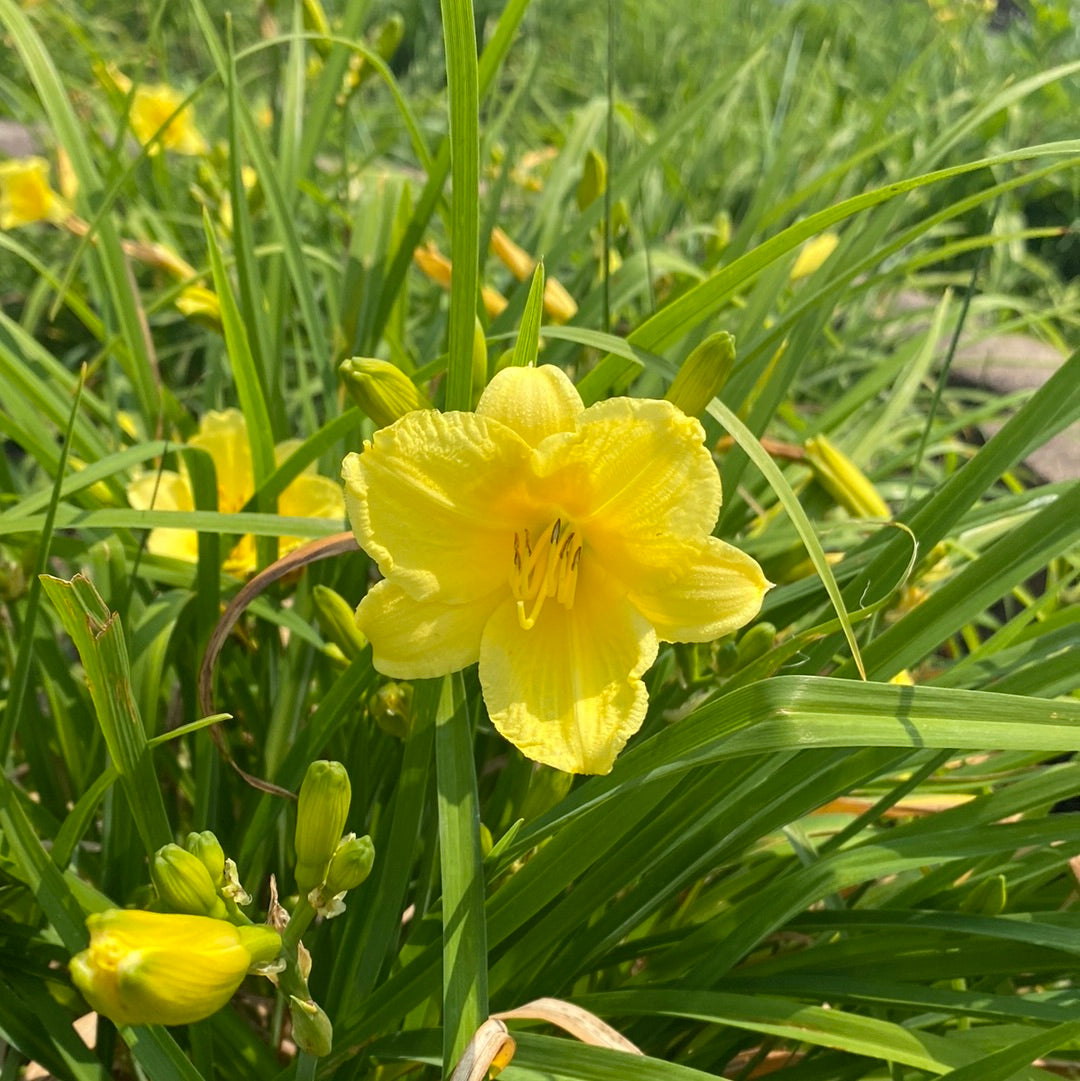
[
  {"x1": 67, "y1": 763, "x2": 373, "y2": 1059},
  {"x1": 294, "y1": 760, "x2": 374, "y2": 918},
  {"x1": 269, "y1": 760, "x2": 375, "y2": 1055},
  {"x1": 68, "y1": 828, "x2": 281, "y2": 1030}
]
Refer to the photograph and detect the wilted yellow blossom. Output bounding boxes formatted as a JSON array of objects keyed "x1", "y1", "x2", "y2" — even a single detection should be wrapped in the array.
[
  {"x1": 69, "y1": 909, "x2": 280, "y2": 1027},
  {"x1": 343, "y1": 364, "x2": 769, "y2": 774},
  {"x1": 0, "y1": 157, "x2": 68, "y2": 229},
  {"x1": 490, "y1": 227, "x2": 578, "y2": 324},
  {"x1": 127, "y1": 409, "x2": 344, "y2": 575},
  {"x1": 413, "y1": 243, "x2": 508, "y2": 320}
]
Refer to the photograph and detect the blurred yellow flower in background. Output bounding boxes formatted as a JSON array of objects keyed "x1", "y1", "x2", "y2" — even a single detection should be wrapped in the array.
[
  {"x1": 128, "y1": 409, "x2": 344, "y2": 575},
  {"x1": 100, "y1": 66, "x2": 208, "y2": 156},
  {"x1": 789, "y1": 232, "x2": 839, "y2": 282},
  {"x1": 343, "y1": 365, "x2": 769, "y2": 774},
  {"x1": 69, "y1": 909, "x2": 280, "y2": 1027},
  {"x1": 0, "y1": 157, "x2": 68, "y2": 229}
]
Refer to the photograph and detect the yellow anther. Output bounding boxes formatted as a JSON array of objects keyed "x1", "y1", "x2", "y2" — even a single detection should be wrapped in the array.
[{"x1": 510, "y1": 518, "x2": 583, "y2": 630}]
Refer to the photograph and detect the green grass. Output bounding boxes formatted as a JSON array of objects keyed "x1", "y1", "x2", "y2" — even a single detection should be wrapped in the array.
[{"x1": 1, "y1": 0, "x2": 1079, "y2": 1079}]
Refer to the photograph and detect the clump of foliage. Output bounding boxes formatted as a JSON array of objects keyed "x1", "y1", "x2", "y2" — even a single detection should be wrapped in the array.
[{"x1": 1, "y1": 0, "x2": 1079, "y2": 1079}]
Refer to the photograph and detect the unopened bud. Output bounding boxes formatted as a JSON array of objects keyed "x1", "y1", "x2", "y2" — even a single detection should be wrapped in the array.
[
  {"x1": 804, "y1": 435, "x2": 890, "y2": 520},
  {"x1": 374, "y1": 13, "x2": 405, "y2": 61},
  {"x1": 151, "y1": 843, "x2": 227, "y2": 918},
  {"x1": 324, "y1": 834, "x2": 375, "y2": 896},
  {"x1": 340, "y1": 357, "x2": 430, "y2": 429},
  {"x1": 369, "y1": 682, "x2": 413, "y2": 739},
  {"x1": 665, "y1": 331, "x2": 736, "y2": 418},
  {"x1": 735, "y1": 622, "x2": 776, "y2": 668},
  {"x1": 185, "y1": 831, "x2": 225, "y2": 887},
  {"x1": 294, "y1": 761, "x2": 351, "y2": 894},
  {"x1": 576, "y1": 148, "x2": 607, "y2": 211},
  {"x1": 790, "y1": 233, "x2": 839, "y2": 282},
  {"x1": 290, "y1": 996, "x2": 334, "y2": 1057},
  {"x1": 313, "y1": 584, "x2": 369, "y2": 662},
  {"x1": 176, "y1": 285, "x2": 223, "y2": 333},
  {"x1": 236, "y1": 924, "x2": 284, "y2": 969}
]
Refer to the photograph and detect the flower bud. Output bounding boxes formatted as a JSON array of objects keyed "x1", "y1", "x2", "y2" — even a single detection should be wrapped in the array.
[
  {"x1": 735, "y1": 622, "x2": 776, "y2": 668},
  {"x1": 541, "y1": 277, "x2": 578, "y2": 325},
  {"x1": 184, "y1": 831, "x2": 225, "y2": 887},
  {"x1": 368, "y1": 681, "x2": 413, "y2": 739},
  {"x1": 804, "y1": 435, "x2": 890, "y2": 520},
  {"x1": 176, "y1": 285, "x2": 223, "y2": 333},
  {"x1": 151, "y1": 843, "x2": 227, "y2": 918},
  {"x1": 665, "y1": 331, "x2": 736, "y2": 419},
  {"x1": 69, "y1": 909, "x2": 280, "y2": 1027},
  {"x1": 790, "y1": 232, "x2": 839, "y2": 282},
  {"x1": 324, "y1": 834, "x2": 375, "y2": 896},
  {"x1": 289, "y1": 996, "x2": 333, "y2": 1057},
  {"x1": 339, "y1": 357, "x2": 431, "y2": 429},
  {"x1": 313, "y1": 584, "x2": 369, "y2": 662},
  {"x1": 576, "y1": 148, "x2": 607, "y2": 211},
  {"x1": 490, "y1": 226, "x2": 534, "y2": 281},
  {"x1": 294, "y1": 761, "x2": 351, "y2": 894}
]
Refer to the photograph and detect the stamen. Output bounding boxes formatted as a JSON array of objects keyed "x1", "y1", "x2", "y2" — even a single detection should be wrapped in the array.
[{"x1": 509, "y1": 516, "x2": 583, "y2": 631}]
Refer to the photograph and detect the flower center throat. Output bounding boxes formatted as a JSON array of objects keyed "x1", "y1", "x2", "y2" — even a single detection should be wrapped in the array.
[{"x1": 510, "y1": 518, "x2": 582, "y2": 630}]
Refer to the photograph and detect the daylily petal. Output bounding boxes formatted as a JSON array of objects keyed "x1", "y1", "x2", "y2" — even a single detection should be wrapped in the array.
[
  {"x1": 128, "y1": 469, "x2": 200, "y2": 563},
  {"x1": 628, "y1": 536, "x2": 771, "y2": 642},
  {"x1": 533, "y1": 397, "x2": 722, "y2": 584},
  {"x1": 189, "y1": 409, "x2": 254, "y2": 513},
  {"x1": 476, "y1": 364, "x2": 583, "y2": 448},
  {"x1": 358, "y1": 579, "x2": 500, "y2": 678},
  {"x1": 343, "y1": 410, "x2": 533, "y2": 603},
  {"x1": 479, "y1": 561, "x2": 658, "y2": 774},
  {"x1": 127, "y1": 469, "x2": 193, "y2": 512},
  {"x1": 280, "y1": 473, "x2": 345, "y2": 523}
]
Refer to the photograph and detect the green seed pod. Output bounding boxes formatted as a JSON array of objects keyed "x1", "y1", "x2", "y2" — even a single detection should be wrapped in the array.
[
  {"x1": 665, "y1": 332, "x2": 736, "y2": 419},
  {"x1": 184, "y1": 830, "x2": 225, "y2": 887},
  {"x1": 151, "y1": 843, "x2": 227, "y2": 918},
  {"x1": 294, "y1": 761, "x2": 351, "y2": 894},
  {"x1": 339, "y1": 357, "x2": 430, "y2": 429},
  {"x1": 324, "y1": 834, "x2": 375, "y2": 896}
]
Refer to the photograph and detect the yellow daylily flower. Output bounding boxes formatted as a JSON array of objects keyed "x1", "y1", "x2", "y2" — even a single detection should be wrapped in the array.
[
  {"x1": 128, "y1": 409, "x2": 344, "y2": 576},
  {"x1": 0, "y1": 157, "x2": 68, "y2": 229},
  {"x1": 343, "y1": 365, "x2": 770, "y2": 774},
  {"x1": 130, "y1": 83, "x2": 208, "y2": 156},
  {"x1": 69, "y1": 909, "x2": 281, "y2": 1027}
]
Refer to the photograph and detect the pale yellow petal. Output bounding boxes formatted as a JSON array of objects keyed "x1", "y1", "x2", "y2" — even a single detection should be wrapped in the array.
[
  {"x1": 128, "y1": 469, "x2": 199, "y2": 564},
  {"x1": 127, "y1": 470, "x2": 192, "y2": 512},
  {"x1": 342, "y1": 410, "x2": 533, "y2": 603},
  {"x1": 280, "y1": 473, "x2": 345, "y2": 522},
  {"x1": 476, "y1": 364, "x2": 583, "y2": 448},
  {"x1": 277, "y1": 474, "x2": 346, "y2": 558},
  {"x1": 479, "y1": 561, "x2": 657, "y2": 775},
  {"x1": 189, "y1": 409, "x2": 254, "y2": 513},
  {"x1": 358, "y1": 579, "x2": 499, "y2": 679},
  {"x1": 628, "y1": 536, "x2": 771, "y2": 643},
  {"x1": 533, "y1": 397, "x2": 722, "y2": 585}
]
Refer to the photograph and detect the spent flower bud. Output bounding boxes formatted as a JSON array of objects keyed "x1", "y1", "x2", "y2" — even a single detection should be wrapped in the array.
[
  {"x1": 289, "y1": 996, "x2": 334, "y2": 1057},
  {"x1": 804, "y1": 435, "x2": 890, "y2": 520}
]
